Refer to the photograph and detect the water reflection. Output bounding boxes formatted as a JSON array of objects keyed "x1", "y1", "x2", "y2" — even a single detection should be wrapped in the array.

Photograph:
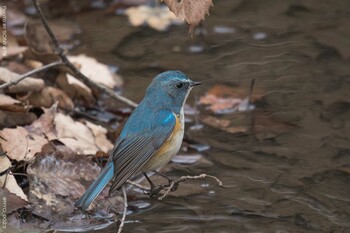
[{"x1": 74, "y1": 0, "x2": 350, "y2": 232}]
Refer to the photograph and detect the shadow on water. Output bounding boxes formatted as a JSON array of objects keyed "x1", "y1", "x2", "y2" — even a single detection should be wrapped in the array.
[{"x1": 73, "y1": 0, "x2": 350, "y2": 232}]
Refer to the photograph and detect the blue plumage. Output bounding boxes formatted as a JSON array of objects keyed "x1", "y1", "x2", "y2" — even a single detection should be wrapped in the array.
[
  {"x1": 75, "y1": 71, "x2": 201, "y2": 210},
  {"x1": 74, "y1": 162, "x2": 114, "y2": 210}
]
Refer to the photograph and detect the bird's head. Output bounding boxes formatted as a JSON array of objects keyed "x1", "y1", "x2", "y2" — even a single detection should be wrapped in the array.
[{"x1": 145, "y1": 71, "x2": 201, "y2": 112}]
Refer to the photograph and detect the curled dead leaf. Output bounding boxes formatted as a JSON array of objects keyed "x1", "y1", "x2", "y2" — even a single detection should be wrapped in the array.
[
  {"x1": 0, "y1": 127, "x2": 47, "y2": 161},
  {"x1": 25, "y1": 104, "x2": 57, "y2": 140},
  {"x1": 85, "y1": 121, "x2": 113, "y2": 153},
  {"x1": 0, "y1": 105, "x2": 58, "y2": 161},
  {"x1": 0, "y1": 68, "x2": 44, "y2": 94},
  {"x1": 27, "y1": 143, "x2": 102, "y2": 216},
  {"x1": 162, "y1": 0, "x2": 213, "y2": 33},
  {"x1": 55, "y1": 113, "x2": 113, "y2": 154},
  {"x1": 67, "y1": 54, "x2": 123, "y2": 89},
  {"x1": 0, "y1": 94, "x2": 25, "y2": 112},
  {"x1": 28, "y1": 86, "x2": 74, "y2": 110},
  {"x1": 56, "y1": 72, "x2": 95, "y2": 105}
]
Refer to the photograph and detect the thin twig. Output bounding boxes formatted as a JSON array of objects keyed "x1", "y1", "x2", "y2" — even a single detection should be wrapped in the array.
[
  {"x1": 117, "y1": 185, "x2": 128, "y2": 233},
  {"x1": 126, "y1": 180, "x2": 149, "y2": 191},
  {"x1": 158, "y1": 174, "x2": 223, "y2": 200},
  {"x1": 31, "y1": 0, "x2": 63, "y2": 56},
  {"x1": 0, "y1": 61, "x2": 63, "y2": 90},
  {"x1": 27, "y1": 0, "x2": 138, "y2": 108}
]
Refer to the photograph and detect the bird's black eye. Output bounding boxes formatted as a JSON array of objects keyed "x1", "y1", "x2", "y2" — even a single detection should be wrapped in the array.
[{"x1": 176, "y1": 82, "x2": 184, "y2": 89}]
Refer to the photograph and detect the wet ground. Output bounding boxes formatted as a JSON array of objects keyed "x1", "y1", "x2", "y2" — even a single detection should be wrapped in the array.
[{"x1": 72, "y1": 0, "x2": 350, "y2": 232}]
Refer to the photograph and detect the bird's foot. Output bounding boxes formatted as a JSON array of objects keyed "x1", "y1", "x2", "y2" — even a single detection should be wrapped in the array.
[
  {"x1": 143, "y1": 172, "x2": 163, "y2": 197},
  {"x1": 153, "y1": 171, "x2": 179, "y2": 192}
]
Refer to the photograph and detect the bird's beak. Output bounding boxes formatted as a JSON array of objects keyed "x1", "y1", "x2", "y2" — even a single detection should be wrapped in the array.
[{"x1": 189, "y1": 81, "x2": 202, "y2": 87}]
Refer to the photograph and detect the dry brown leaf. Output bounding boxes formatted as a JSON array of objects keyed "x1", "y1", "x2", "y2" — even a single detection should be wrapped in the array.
[
  {"x1": 25, "y1": 104, "x2": 57, "y2": 140},
  {"x1": 0, "y1": 156, "x2": 11, "y2": 173},
  {"x1": 27, "y1": 86, "x2": 74, "y2": 110},
  {"x1": 85, "y1": 121, "x2": 113, "y2": 153},
  {"x1": 0, "y1": 110, "x2": 37, "y2": 128},
  {"x1": 0, "y1": 94, "x2": 25, "y2": 112},
  {"x1": 0, "y1": 188, "x2": 28, "y2": 214},
  {"x1": 162, "y1": 0, "x2": 213, "y2": 32},
  {"x1": 56, "y1": 72, "x2": 95, "y2": 105},
  {"x1": 67, "y1": 54, "x2": 123, "y2": 88},
  {"x1": 27, "y1": 143, "x2": 110, "y2": 216},
  {"x1": 55, "y1": 113, "x2": 102, "y2": 154},
  {"x1": 0, "y1": 173, "x2": 28, "y2": 201},
  {"x1": 3, "y1": 46, "x2": 28, "y2": 59},
  {"x1": 0, "y1": 68, "x2": 44, "y2": 93},
  {"x1": 0, "y1": 105, "x2": 58, "y2": 161},
  {"x1": 199, "y1": 84, "x2": 264, "y2": 114},
  {"x1": 0, "y1": 127, "x2": 47, "y2": 161}
]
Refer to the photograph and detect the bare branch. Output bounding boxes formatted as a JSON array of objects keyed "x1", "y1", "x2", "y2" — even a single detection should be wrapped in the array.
[
  {"x1": 27, "y1": 0, "x2": 138, "y2": 108},
  {"x1": 0, "y1": 60, "x2": 63, "y2": 90},
  {"x1": 126, "y1": 180, "x2": 149, "y2": 191},
  {"x1": 31, "y1": 0, "x2": 63, "y2": 56},
  {"x1": 158, "y1": 173, "x2": 223, "y2": 200},
  {"x1": 117, "y1": 185, "x2": 128, "y2": 233}
]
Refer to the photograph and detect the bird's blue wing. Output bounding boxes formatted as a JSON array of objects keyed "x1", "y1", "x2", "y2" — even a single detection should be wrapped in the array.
[{"x1": 109, "y1": 108, "x2": 176, "y2": 193}]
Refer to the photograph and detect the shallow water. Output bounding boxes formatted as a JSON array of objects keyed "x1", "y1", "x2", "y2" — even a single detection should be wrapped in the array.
[{"x1": 73, "y1": 0, "x2": 350, "y2": 232}]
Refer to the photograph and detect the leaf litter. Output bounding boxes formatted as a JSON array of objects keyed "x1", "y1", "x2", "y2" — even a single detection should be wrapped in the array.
[{"x1": 0, "y1": 1, "x2": 220, "y2": 231}]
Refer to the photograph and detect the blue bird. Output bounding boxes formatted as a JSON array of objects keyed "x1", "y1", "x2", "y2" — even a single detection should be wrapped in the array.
[{"x1": 75, "y1": 71, "x2": 201, "y2": 210}]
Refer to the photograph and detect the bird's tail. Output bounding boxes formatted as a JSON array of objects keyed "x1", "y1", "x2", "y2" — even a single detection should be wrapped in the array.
[{"x1": 75, "y1": 162, "x2": 114, "y2": 210}]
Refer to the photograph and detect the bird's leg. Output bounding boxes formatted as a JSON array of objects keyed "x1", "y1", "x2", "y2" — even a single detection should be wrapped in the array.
[
  {"x1": 143, "y1": 172, "x2": 163, "y2": 197},
  {"x1": 152, "y1": 171, "x2": 179, "y2": 192}
]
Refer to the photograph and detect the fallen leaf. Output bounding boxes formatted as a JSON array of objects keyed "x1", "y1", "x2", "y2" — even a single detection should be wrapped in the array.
[
  {"x1": 2, "y1": 46, "x2": 28, "y2": 60},
  {"x1": 24, "y1": 59, "x2": 43, "y2": 69},
  {"x1": 56, "y1": 72, "x2": 95, "y2": 105},
  {"x1": 0, "y1": 127, "x2": 47, "y2": 161},
  {"x1": 67, "y1": 54, "x2": 123, "y2": 89},
  {"x1": 0, "y1": 94, "x2": 25, "y2": 112},
  {"x1": 55, "y1": 113, "x2": 113, "y2": 154},
  {"x1": 0, "y1": 156, "x2": 11, "y2": 173},
  {"x1": 27, "y1": 143, "x2": 102, "y2": 216},
  {"x1": 0, "y1": 68, "x2": 45, "y2": 93},
  {"x1": 125, "y1": 5, "x2": 183, "y2": 31},
  {"x1": 25, "y1": 104, "x2": 57, "y2": 140},
  {"x1": 85, "y1": 121, "x2": 113, "y2": 153},
  {"x1": 27, "y1": 86, "x2": 74, "y2": 110},
  {"x1": 162, "y1": 0, "x2": 213, "y2": 32},
  {"x1": 0, "y1": 173, "x2": 28, "y2": 201},
  {"x1": 0, "y1": 188, "x2": 29, "y2": 214},
  {"x1": 199, "y1": 84, "x2": 263, "y2": 114},
  {"x1": 0, "y1": 110, "x2": 37, "y2": 128},
  {"x1": 0, "y1": 29, "x2": 27, "y2": 60},
  {"x1": 0, "y1": 105, "x2": 58, "y2": 161}
]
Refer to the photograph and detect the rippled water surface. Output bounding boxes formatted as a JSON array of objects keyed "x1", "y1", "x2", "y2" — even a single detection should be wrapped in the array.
[{"x1": 73, "y1": 0, "x2": 350, "y2": 232}]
